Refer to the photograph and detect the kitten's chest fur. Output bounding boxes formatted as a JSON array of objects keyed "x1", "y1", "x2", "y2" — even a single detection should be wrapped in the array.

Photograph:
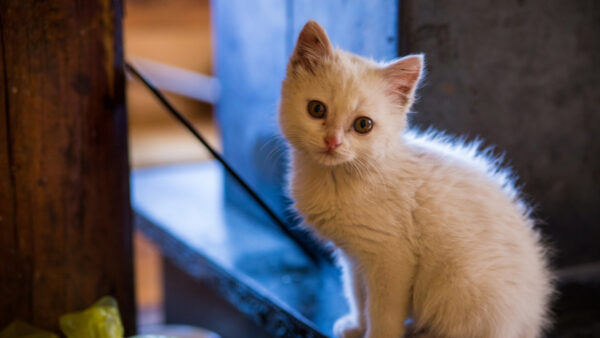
[{"x1": 290, "y1": 157, "x2": 415, "y2": 248}]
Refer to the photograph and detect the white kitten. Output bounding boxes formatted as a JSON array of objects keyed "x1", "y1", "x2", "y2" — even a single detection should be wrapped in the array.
[{"x1": 278, "y1": 21, "x2": 554, "y2": 338}]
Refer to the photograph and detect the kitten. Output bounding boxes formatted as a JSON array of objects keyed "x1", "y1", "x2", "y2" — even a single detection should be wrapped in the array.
[{"x1": 278, "y1": 21, "x2": 553, "y2": 338}]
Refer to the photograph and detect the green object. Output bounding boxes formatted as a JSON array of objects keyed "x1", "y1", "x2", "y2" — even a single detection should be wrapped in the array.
[
  {"x1": 0, "y1": 320, "x2": 59, "y2": 338},
  {"x1": 59, "y1": 296, "x2": 124, "y2": 338}
]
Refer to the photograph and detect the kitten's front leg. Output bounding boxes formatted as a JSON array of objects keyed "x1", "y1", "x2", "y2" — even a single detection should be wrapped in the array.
[
  {"x1": 363, "y1": 251, "x2": 415, "y2": 338},
  {"x1": 334, "y1": 255, "x2": 367, "y2": 338}
]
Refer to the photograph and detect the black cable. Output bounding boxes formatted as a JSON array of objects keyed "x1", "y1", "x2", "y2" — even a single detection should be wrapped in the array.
[{"x1": 125, "y1": 62, "x2": 323, "y2": 265}]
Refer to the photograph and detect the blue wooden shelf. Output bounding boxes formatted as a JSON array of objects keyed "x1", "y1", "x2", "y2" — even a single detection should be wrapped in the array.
[{"x1": 131, "y1": 161, "x2": 346, "y2": 337}]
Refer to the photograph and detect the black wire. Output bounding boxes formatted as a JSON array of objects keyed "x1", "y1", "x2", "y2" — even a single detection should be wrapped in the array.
[{"x1": 125, "y1": 62, "x2": 323, "y2": 265}]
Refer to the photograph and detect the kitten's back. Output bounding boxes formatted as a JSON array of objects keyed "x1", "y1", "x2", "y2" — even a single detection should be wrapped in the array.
[{"x1": 404, "y1": 128, "x2": 531, "y2": 217}]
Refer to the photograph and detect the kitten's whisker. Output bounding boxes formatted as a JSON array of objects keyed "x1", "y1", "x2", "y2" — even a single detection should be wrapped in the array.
[
  {"x1": 256, "y1": 136, "x2": 290, "y2": 168},
  {"x1": 263, "y1": 143, "x2": 286, "y2": 164},
  {"x1": 358, "y1": 157, "x2": 387, "y2": 190},
  {"x1": 258, "y1": 134, "x2": 284, "y2": 153},
  {"x1": 345, "y1": 160, "x2": 364, "y2": 180},
  {"x1": 264, "y1": 149, "x2": 283, "y2": 165}
]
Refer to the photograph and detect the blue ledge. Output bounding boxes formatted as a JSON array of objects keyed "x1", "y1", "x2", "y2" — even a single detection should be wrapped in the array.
[{"x1": 131, "y1": 161, "x2": 346, "y2": 337}]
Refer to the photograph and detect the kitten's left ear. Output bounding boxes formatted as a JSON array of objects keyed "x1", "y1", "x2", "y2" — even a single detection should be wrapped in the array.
[{"x1": 382, "y1": 54, "x2": 424, "y2": 106}]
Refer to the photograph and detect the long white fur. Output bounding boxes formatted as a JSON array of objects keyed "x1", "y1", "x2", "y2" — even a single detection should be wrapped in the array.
[{"x1": 279, "y1": 21, "x2": 553, "y2": 338}]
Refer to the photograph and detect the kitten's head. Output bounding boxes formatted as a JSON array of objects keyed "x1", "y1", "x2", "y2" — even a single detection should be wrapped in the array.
[{"x1": 279, "y1": 20, "x2": 424, "y2": 167}]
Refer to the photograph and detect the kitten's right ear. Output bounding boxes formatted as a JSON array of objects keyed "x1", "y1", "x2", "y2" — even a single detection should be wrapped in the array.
[
  {"x1": 382, "y1": 54, "x2": 424, "y2": 107},
  {"x1": 289, "y1": 20, "x2": 333, "y2": 73}
]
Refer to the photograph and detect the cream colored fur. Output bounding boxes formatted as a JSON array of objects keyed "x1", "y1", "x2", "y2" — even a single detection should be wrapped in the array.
[{"x1": 279, "y1": 21, "x2": 553, "y2": 338}]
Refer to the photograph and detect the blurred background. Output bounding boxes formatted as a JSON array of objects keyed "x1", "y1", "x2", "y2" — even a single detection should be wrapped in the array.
[
  {"x1": 126, "y1": 0, "x2": 217, "y2": 168},
  {"x1": 125, "y1": 0, "x2": 216, "y2": 328}
]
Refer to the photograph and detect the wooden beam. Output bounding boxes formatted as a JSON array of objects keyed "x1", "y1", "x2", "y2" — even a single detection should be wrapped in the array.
[{"x1": 0, "y1": 0, "x2": 135, "y2": 333}]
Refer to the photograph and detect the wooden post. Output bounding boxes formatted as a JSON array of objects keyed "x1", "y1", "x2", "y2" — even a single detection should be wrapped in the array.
[{"x1": 0, "y1": 0, "x2": 135, "y2": 333}]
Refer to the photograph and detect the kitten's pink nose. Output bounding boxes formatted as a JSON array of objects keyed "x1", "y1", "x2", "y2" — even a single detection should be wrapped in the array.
[{"x1": 324, "y1": 135, "x2": 342, "y2": 150}]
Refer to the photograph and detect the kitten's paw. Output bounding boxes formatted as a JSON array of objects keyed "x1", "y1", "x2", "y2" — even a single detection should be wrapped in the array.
[{"x1": 333, "y1": 315, "x2": 364, "y2": 338}]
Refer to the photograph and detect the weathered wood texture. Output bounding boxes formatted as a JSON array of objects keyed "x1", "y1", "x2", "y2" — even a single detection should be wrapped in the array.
[
  {"x1": 0, "y1": 0, "x2": 134, "y2": 333},
  {"x1": 401, "y1": 0, "x2": 600, "y2": 267}
]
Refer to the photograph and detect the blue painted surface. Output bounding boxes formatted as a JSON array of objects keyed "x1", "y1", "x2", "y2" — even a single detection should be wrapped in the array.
[
  {"x1": 211, "y1": 0, "x2": 290, "y2": 226},
  {"x1": 131, "y1": 162, "x2": 345, "y2": 335},
  {"x1": 211, "y1": 0, "x2": 399, "y2": 227},
  {"x1": 290, "y1": 1, "x2": 399, "y2": 59}
]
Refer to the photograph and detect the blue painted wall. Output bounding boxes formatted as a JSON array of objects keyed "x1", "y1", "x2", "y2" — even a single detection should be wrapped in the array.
[{"x1": 212, "y1": 1, "x2": 399, "y2": 226}]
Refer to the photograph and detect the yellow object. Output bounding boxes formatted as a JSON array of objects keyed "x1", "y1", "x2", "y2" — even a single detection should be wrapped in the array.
[
  {"x1": 59, "y1": 296, "x2": 124, "y2": 338},
  {"x1": 0, "y1": 320, "x2": 58, "y2": 338}
]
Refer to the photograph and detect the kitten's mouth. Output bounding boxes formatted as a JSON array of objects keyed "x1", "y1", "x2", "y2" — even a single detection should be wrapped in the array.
[
  {"x1": 314, "y1": 149, "x2": 348, "y2": 166},
  {"x1": 320, "y1": 148, "x2": 340, "y2": 157}
]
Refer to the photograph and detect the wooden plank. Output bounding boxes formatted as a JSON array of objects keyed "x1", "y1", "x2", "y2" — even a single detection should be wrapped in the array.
[
  {"x1": 0, "y1": 0, "x2": 134, "y2": 333},
  {"x1": 136, "y1": 212, "x2": 327, "y2": 338},
  {"x1": 128, "y1": 57, "x2": 219, "y2": 104}
]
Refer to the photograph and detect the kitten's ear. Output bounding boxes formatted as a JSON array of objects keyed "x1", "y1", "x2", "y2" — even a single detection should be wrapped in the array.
[
  {"x1": 289, "y1": 20, "x2": 333, "y2": 73},
  {"x1": 382, "y1": 54, "x2": 424, "y2": 106}
]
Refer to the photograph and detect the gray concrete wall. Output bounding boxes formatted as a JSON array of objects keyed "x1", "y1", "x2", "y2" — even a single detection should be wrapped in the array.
[{"x1": 401, "y1": 0, "x2": 600, "y2": 267}]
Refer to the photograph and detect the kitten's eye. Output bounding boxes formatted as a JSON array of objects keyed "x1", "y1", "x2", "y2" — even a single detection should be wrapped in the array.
[
  {"x1": 307, "y1": 100, "x2": 327, "y2": 119},
  {"x1": 353, "y1": 117, "x2": 373, "y2": 134}
]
